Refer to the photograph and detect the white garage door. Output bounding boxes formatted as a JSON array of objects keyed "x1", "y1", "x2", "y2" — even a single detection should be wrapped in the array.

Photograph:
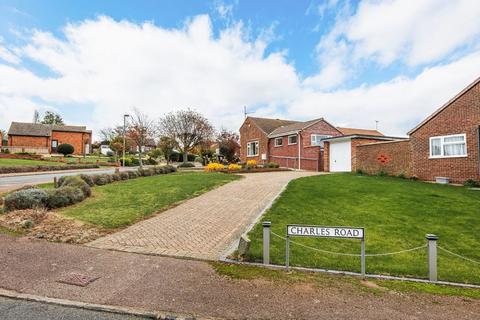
[{"x1": 329, "y1": 140, "x2": 351, "y2": 172}]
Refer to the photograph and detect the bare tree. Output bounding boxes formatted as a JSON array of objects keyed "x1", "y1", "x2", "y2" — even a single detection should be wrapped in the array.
[
  {"x1": 127, "y1": 108, "x2": 157, "y2": 167},
  {"x1": 159, "y1": 109, "x2": 214, "y2": 163},
  {"x1": 99, "y1": 126, "x2": 123, "y2": 144}
]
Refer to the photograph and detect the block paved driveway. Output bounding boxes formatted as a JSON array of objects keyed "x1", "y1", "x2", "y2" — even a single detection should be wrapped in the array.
[{"x1": 88, "y1": 171, "x2": 319, "y2": 260}]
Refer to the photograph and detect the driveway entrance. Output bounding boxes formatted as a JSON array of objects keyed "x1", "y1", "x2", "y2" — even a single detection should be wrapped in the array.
[{"x1": 88, "y1": 171, "x2": 319, "y2": 260}]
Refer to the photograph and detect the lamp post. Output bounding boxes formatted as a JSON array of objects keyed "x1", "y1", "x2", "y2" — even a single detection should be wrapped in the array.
[{"x1": 122, "y1": 114, "x2": 130, "y2": 167}]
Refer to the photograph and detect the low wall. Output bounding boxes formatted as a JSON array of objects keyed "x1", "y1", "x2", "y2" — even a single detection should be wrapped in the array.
[{"x1": 356, "y1": 140, "x2": 413, "y2": 177}]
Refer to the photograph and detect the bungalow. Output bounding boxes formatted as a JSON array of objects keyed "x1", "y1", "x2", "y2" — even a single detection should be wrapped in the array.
[
  {"x1": 355, "y1": 76, "x2": 480, "y2": 184},
  {"x1": 239, "y1": 116, "x2": 390, "y2": 171},
  {"x1": 7, "y1": 122, "x2": 92, "y2": 155}
]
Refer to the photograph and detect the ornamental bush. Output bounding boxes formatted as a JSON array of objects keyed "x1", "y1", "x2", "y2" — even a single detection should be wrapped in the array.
[
  {"x1": 119, "y1": 172, "x2": 130, "y2": 180},
  {"x1": 127, "y1": 170, "x2": 139, "y2": 179},
  {"x1": 205, "y1": 162, "x2": 224, "y2": 172},
  {"x1": 58, "y1": 175, "x2": 91, "y2": 197},
  {"x1": 4, "y1": 188, "x2": 49, "y2": 212},
  {"x1": 137, "y1": 168, "x2": 154, "y2": 177},
  {"x1": 79, "y1": 174, "x2": 95, "y2": 187},
  {"x1": 178, "y1": 162, "x2": 195, "y2": 168},
  {"x1": 91, "y1": 174, "x2": 111, "y2": 186},
  {"x1": 163, "y1": 165, "x2": 177, "y2": 173},
  {"x1": 46, "y1": 186, "x2": 85, "y2": 209},
  {"x1": 265, "y1": 162, "x2": 279, "y2": 168},
  {"x1": 57, "y1": 143, "x2": 75, "y2": 156}
]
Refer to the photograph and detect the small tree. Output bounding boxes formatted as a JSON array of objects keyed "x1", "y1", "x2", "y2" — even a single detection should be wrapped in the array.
[
  {"x1": 159, "y1": 109, "x2": 214, "y2": 163},
  {"x1": 157, "y1": 136, "x2": 176, "y2": 164},
  {"x1": 41, "y1": 111, "x2": 65, "y2": 125},
  {"x1": 127, "y1": 108, "x2": 157, "y2": 167},
  {"x1": 109, "y1": 136, "x2": 130, "y2": 162},
  {"x1": 99, "y1": 126, "x2": 124, "y2": 144},
  {"x1": 57, "y1": 143, "x2": 74, "y2": 156},
  {"x1": 217, "y1": 129, "x2": 240, "y2": 163}
]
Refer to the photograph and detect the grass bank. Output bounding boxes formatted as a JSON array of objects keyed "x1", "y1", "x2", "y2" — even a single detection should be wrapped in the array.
[
  {"x1": 246, "y1": 173, "x2": 480, "y2": 284},
  {"x1": 0, "y1": 158, "x2": 65, "y2": 167}
]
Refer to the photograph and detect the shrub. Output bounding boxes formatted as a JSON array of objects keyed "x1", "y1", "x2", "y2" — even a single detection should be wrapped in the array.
[
  {"x1": 92, "y1": 174, "x2": 112, "y2": 186},
  {"x1": 121, "y1": 158, "x2": 132, "y2": 167},
  {"x1": 138, "y1": 168, "x2": 154, "y2": 176},
  {"x1": 111, "y1": 173, "x2": 122, "y2": 181},
  {"x1": 153, "y1": 166, "x2": 165, "y2": 174},
  {"x1": 163, "y1": 165, "x2": 177, "y2": 173},
  {"x1": 146, "y1": 157, "x2": 157, "y2": 165},
  {"x1": 178, "y1": 162, "x2": 195, "y2": 168},
  {"x1": 266, "y1": 162, "x2": 279, "y2": 168},
  {"x1": 119, "y1": 172, "x2": 130, "y2": 180},
  {"x1": 130, "y1": 157, "x2": 140, "y2": 166},
  {"x1": 58, "y1": 176, "x2": 91, "y2": 197},
  {"x1": 194, "y1": 156, "x2": 203, "y2": 163},
  {"x1": 57, "y1": 144, "x2": 75, "y2": 156},
  {"x1": 4, "y1": 189, "x2": 49, "y2": 212},
  {"x1": 377, "y1": 171, "x2": 387, "y2": 177},
  {"x1": 246, "y1": 160, "x2": 257, "y2": 168},
  {"x1": 464, "y1": 179, "x2": 480, "y2": 188},
  {"x1": 228, "y1": 164, "x2": 242, "y2": 171},
  {"x1": 127, "y1": 170, "x2": 139, "y2": 179},
  {"x1": 46, "y1": 186, "x2": 85, "y2": 209},
  {"x1": 79, "y1": 174, "x2": 95, "y2": 187},
  {"x1": 205, "y1": 162, "x2": 224, "y2": 172}
]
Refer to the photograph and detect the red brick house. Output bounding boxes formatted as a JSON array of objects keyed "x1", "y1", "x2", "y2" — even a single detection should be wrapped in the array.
[
  {"x1": 7, "y1": 122, "x2": 92, "y2": 155},
  {"x1": 356, "y1": 76, "x2": 480, "y2": 183},
  {"x1": 239, "y1": 116, "x2": 390, "y2": 171}
]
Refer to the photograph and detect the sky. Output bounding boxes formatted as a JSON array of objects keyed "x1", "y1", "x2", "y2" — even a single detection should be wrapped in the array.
[{"x1": 0, "y1": 0, "x2": 480, "y2": 139}]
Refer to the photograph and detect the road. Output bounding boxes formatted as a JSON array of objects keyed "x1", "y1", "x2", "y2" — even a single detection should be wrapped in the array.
[
  {"x1": 0, "y1": 167, "x2": 134, "y2": 192},
  {"x1": 0, "y1": 297, "x2": 149, "y2": 320}
]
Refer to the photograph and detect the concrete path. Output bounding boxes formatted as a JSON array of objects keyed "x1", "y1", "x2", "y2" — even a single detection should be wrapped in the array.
[
  {"x1": 0, "y1": 235, "x2": 478, "y2": 320},
  {"x1": 88, "y1": 171, "x2": 319, "y2": 260}
]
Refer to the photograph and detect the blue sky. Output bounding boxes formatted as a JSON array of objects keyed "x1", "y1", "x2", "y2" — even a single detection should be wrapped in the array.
[{"x1": 1, "y1": 0, "x2": 479, "y2": 138}]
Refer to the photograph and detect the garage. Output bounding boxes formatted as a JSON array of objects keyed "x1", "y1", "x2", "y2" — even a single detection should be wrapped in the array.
[{"x1": 329, "y1": 139, "x2": 352, "y2": 172}]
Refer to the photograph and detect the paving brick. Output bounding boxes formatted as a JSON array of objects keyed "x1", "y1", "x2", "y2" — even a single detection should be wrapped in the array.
[{"x1": 88, "y1": 171, "x2": 319, "y2": 260}]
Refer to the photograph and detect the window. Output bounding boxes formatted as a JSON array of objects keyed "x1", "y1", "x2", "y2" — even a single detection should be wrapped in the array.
[
  {"x1": 311, "y1": 134, "x2": 332, "y2": 147},
  {"x1": 288, "y1": 135, "x2": 297, "y2": 145},
  {"x1": 429, "y1": 134, "x2": 467, "y2": 158},
  {"x1": 247, "y1": 141, "x2": 259, "y2": 157},
  {"x1": 274, "y1": 137, "x2": 283, "y2": 147}
]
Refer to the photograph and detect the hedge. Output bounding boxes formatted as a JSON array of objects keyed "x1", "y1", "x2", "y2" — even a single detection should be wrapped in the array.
[
  {"x1": 2, "y1": 165, "x2": 178, "y2": 212},
  {"x1": 0, "y1": 164, "x2": 100, "y2": 174}
]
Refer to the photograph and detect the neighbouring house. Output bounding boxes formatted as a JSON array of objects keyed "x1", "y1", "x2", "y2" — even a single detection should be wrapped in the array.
[
  {"x1": 7, "y1": 122, "x2": 92, "y2": 155},
  {"x1": 239, "y1": 116, "x2": 390, "y2": 171},
  {"x1": 356, "y1": 76, "x2": 480, "y2": 184}
]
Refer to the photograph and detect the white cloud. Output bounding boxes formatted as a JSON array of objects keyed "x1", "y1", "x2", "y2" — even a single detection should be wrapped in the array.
[{"x1": 0, "y1": 13, "x2": 479, "y2": 140}]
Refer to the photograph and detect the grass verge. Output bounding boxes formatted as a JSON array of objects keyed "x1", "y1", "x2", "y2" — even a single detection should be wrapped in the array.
[
  {"x1": 246, "y1": 173, "x2": 480, "y2": 284},
  {"x1": 0, "y1": 158, "x2": 65, "y2": 167},
  {"x1": 57, "y1": 172, "x2": 240, "y2": 228}
]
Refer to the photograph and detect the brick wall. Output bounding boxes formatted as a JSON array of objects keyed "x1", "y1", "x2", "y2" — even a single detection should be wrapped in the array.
[
  {"x1": 356, "y1": 140, "x2": 413, "y2": 176},
  {"x1": 239, "y1": 118, "x2": 269, "y2": 164},
  {"x1": 51, "y1": 131, "x2": 92, "y2": 155},
  {"x1": 351, "y1": 138, "x2": 391, "y2": 171},
  {"x1": 8, "y1": 135, "x2": 49, "y2": 148},
  {"x1": 409, "y1": 81, "x2": 480, "y2": 183}
]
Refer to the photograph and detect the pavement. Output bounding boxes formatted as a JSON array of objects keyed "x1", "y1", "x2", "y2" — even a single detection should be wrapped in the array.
[
  {"x1": 1, "y1": 235, "x2": 479, "y2": 319},
  {"x1": 88, "y1": 171, "x2": 320, "y2": 260},
  {"x1": 0, "y1": 167, "x2": 135, "y2": 193},
  {"x1": 0, "y1": 296, "x2": 149, "y2": 320}
]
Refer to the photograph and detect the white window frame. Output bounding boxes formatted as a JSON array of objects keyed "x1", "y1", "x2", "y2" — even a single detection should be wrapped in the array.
[
  {"x1": 429, "y1": 133, "x2": 467, "y2": 159},
  {"x1": 311, "y1": 134, "x2": 332, "y2": 147},
  {"x1": 274, "y1": 137, "x2": 283, "y2": 147},
  {"x1": 288, "y1": 135, "x2": 297, "y2": 145},
  {"x1": 247, "y1": 141, "x2": 259, "y2": 157}
]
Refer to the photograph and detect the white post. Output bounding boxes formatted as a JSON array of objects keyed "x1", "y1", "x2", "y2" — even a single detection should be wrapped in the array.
[
  {"x1": 426, "y1": 234, "x2": 438, "y2": 282},
  {"x1": 361, "y1": 239, "x2": 366, "y2": 278},
  {"x1": 286, "y1": 235, "x2": 290, "y2": 270},
  {"x1": 262, "y1": 221, "x2": 271, "y2": 265}
]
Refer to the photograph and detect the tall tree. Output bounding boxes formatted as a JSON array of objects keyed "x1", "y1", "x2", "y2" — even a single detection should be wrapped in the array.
[
  {"x1": 41, "y1": 111, "x2": 64, "y2": 125},
  {"x1": 157, "y1": 136, "x2": 176, "y2": 164},
  {"x1": 159, "y1": 109, "x2": 214, "y2": 163},
  {"x1": 127, "y1": 108, "x2": 157, "y2": 167},
  {"x1": 217, "y1": 129, "x2": 240, "y2": 163}
]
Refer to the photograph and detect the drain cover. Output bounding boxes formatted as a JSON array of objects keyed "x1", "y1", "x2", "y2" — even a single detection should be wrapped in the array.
[{"x1": 57, "y1": 272, "x2": 99, "y2": 287}]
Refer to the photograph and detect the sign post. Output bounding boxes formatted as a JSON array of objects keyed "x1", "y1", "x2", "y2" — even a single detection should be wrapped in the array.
[{"x1": 286, "y1": 225, "x2": 366, "y2": 278}]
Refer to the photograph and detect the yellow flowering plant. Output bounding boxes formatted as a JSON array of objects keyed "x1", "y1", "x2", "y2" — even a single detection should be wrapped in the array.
[
  {"x1": 246, "y1": 160, "x2": 257, "y2": 168},
  {"x1": 228, "y1": 164, "x2": 242, "y2": 171},
  {"x1": 205, "y1": 162, "x2": 225, "y2": 172}
]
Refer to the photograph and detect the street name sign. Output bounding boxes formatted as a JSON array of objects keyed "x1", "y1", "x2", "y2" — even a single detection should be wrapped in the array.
[{"x1": 287, "y1": 225, "x2": 364, "y2": 239}]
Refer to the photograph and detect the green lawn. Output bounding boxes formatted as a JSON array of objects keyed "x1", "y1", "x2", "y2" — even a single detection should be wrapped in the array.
[
  {"x1": 0, "y1": 158, "x2": 65, "y2": 167},
  {"x1": 58, "y1": 172, "x2": 240, "y2": 228},
  {"x1": 247, "y1": 173, "x2": 480, "y2": 284},
  {"x1": 44, "y1": 156, "x2": 113, "y2": 164}
]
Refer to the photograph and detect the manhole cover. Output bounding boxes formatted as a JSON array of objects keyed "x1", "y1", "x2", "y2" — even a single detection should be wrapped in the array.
[{"x1": 57, "y1": 272, "x2": 100, "y2": 287}]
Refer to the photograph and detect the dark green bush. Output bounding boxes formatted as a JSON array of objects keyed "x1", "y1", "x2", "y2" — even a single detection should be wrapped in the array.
[
  {"x1": 121, "y1": 158, "x2": 132, "y2": 166},
  {"x1": 163, "y1": 165, "x2": 177, "y2": 173},
  {"x1": 265, "y1": 162, "x2": 279, "y2": 168},
  {"x1": 4, "y1": 189, "x2": 49, "y2": 212},
  {"x1": 356, "y1": 169, "x2": 364, "y2": 175},
  {"x1": 46, "y1": 186, "x2": 85, "y2": 209},
  {"x1": 111, "y1": 173, "x2": 121, "y2": 181},
  {"x1": 464, "y1": 179, "x2": 480, "y2": 188},
  {"x1": 146, "y1": 157, "x2": 157, "y2": 165},
  {"x1": 119, "y1": 172, "x2": 130, "y2": 180},
  {"x1": 79, "y1": 174, "x2": 95, "y2": 186},
  {"x1": 178, "y1": 162, "x2": 195, "y2": 168},
  {"x1": 91, "y1": 174, "x2": 111, "y2": 186},
  {"x1": 137, "y1": 168, "x2": 154, "y2": 177},
  {"x1": 377, "y1": 171, "x2": 387, "y2": 177},
  {"x1": 57, "y1": 143, "x2": 74, "y2": 156},
  {"x1": 58, "y1": 176, "x2": 91, "y2": 197}
]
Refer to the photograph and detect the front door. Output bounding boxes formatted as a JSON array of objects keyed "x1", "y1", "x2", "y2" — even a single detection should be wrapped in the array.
[{"x1": 51, "y1": 140, "x2": 58, "y2": 153}]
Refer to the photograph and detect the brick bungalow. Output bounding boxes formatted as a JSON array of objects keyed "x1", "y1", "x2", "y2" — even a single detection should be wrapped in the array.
[
  {"x1": 356, "y1": 76, "x2": 480, "y2": 183},
  {"x1": 239, "y1": 116, "x2": 389, "y2": 171},
  {"x1": 7, "y1": 122, "x2": 92, "y2": 155}
]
